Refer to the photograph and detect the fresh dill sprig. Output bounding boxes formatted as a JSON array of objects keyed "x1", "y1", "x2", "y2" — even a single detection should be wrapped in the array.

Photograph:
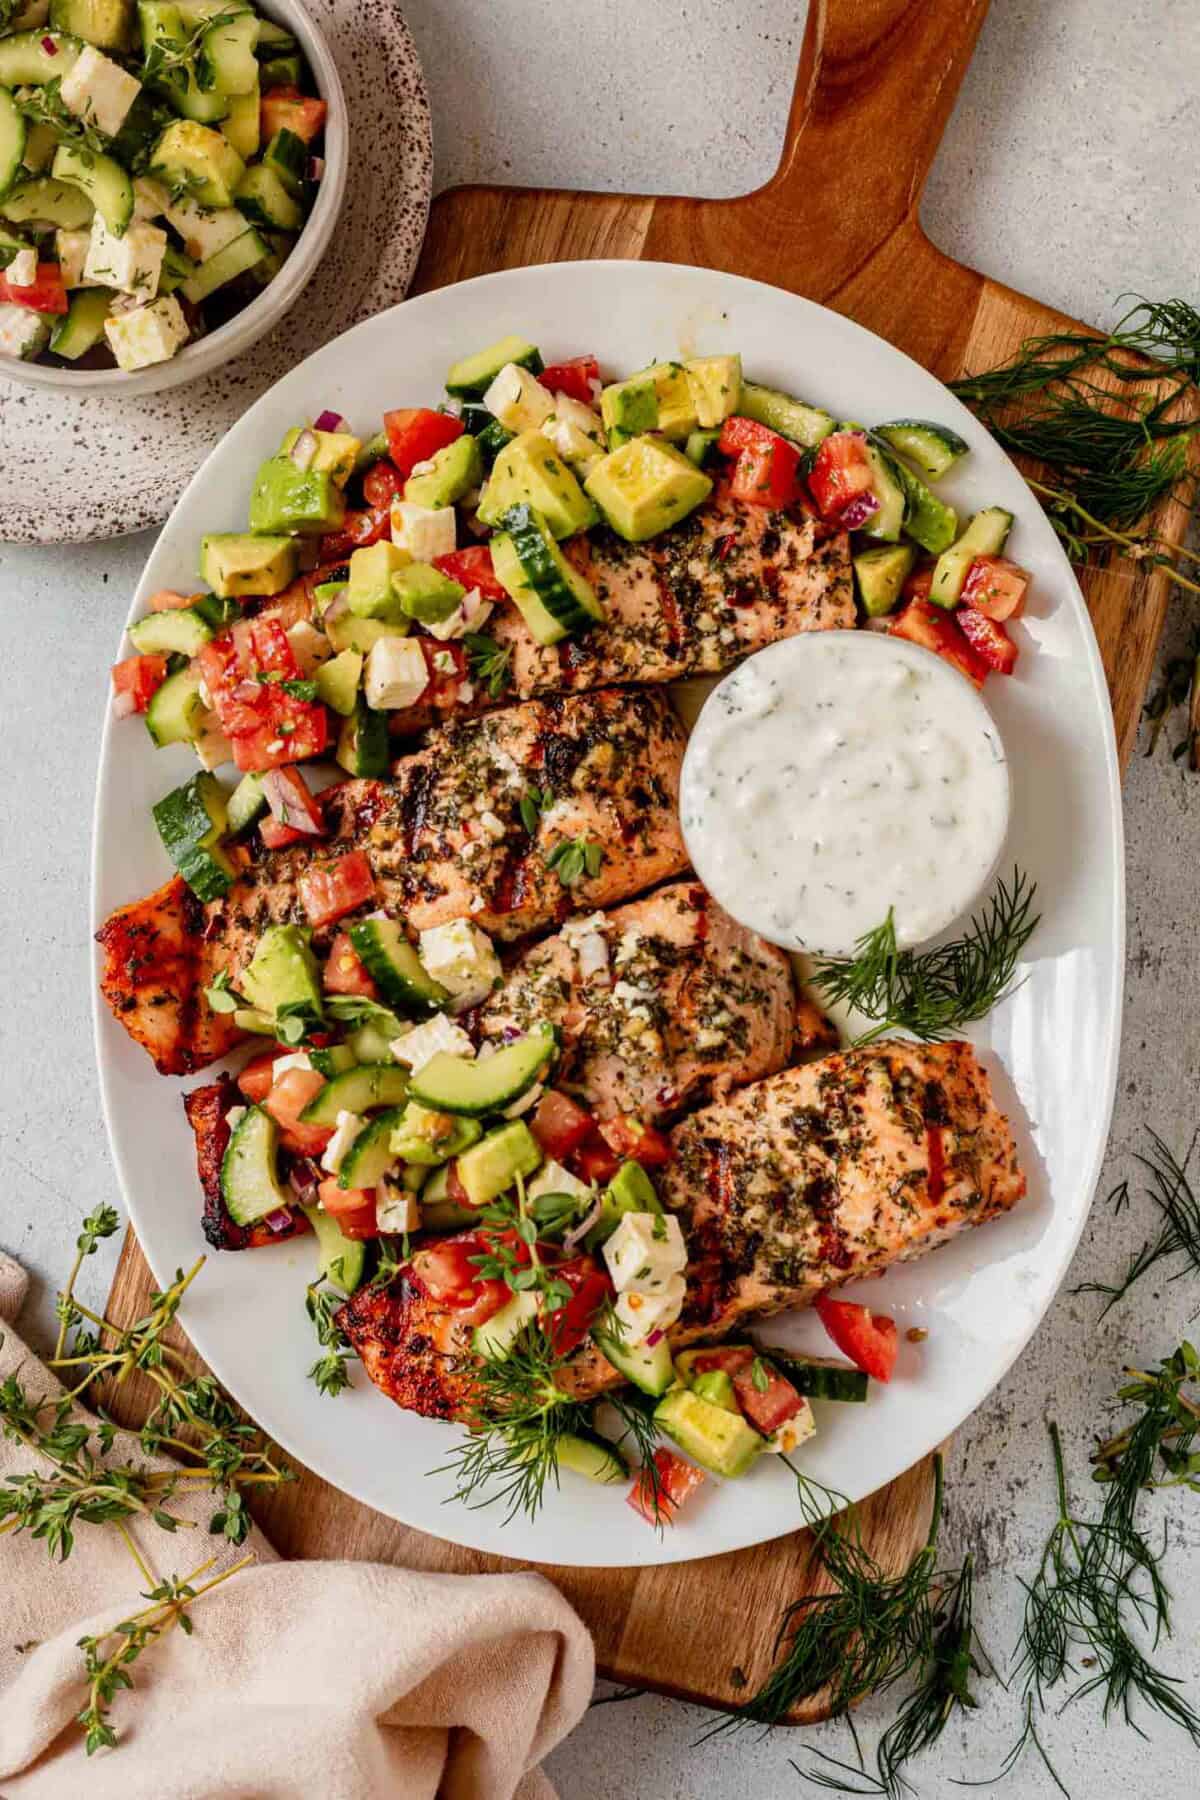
[
  {"x1": 811, "y1": 869, "x2": 1039, "y2": 1044},
  {"x1": 1074, "y1": 1129, "x2": 1200, "y2": 1313},
  {"x1": 606, "y1": 1388, "x2": 670, "y2": 1527},
  {"x1": 1090, "y1": 1343, "x2": 1200, "y2": 1502},
  {"x1": 465, "y1": 631, "x2": 513, "y2": 699}
]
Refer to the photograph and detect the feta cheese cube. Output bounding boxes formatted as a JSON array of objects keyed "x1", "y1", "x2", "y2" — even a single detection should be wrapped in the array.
[
  {"x1": 162, "y1": 195, "x2": 247, "y2": 263},
  {"x1": 272, "y1": 1051, "x2": 313, "y2": 1080},
  {"x1": 761, "y1": 1400, "x2": 817, "y2": 1455},
  {"x1": 418, "y1": 919, "x2": 502, "y2": 1013},
  {"x1": 527, "y1": 1159, "x2": 593, "y2": 1204},
  {"x1": 286, "y1": 620, "x2": 334, "y2": 675},
  {"x1": 55, "y1": 228, "x2": 91, "y2": 289},
  {"x1": 427, "y1": 587, "x2": 493, "y2": 641},
  {"x1": 60, "y1": 45, "x2": 141, "y2": 139},
  {"x1": 320, "y1": 1111, "x2": 363, "y2": 1176},
  {"x1": 224, "y1": 1105, "x2": 246, "y2": 1133},
  {"x1": 483, "y1": 361, "x2": 556, "y2": 433},
  {"x1": 103, "y1": 295, "x2": 189, "y2": 372},
  {"x1": 365, "y1": 636, "x2": 429, "y2": 711},
  {"x1": 0, "y1": 302, "x2": 50, "y2": 360},
  {"x1": 390, "y1": 1013, "x2": 475, "y2": 1074},
  {"x1": 390, "y1": 499, "x2": 456, "y2": 562},
  {"x1": 85, "y1": 214, "x2": 168, "y2": 299},
  {"x1": 6, "y1": 248, "x2": 36, "y2": 288},
  {"x1": 133, "y1": 176, "x2": 170, "y2": 222},
  {"x1": 603, "y1": 1211, "x2": 687, "y2": 1295},
  {"x1": 612, "y1": 1274, "x2": 686, "y2": 1346},
  {"x1": 193, "y1": 720, "x2": 233, "y2": 771},
  {"x1": 376, "y1": 1181, "x2": 421, "y2": 1236}
]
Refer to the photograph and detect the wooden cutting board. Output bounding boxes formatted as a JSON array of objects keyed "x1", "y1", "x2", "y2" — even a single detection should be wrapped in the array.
[{"x1": 102, "y1": 0, "x2": 1195, "y2": 1722}]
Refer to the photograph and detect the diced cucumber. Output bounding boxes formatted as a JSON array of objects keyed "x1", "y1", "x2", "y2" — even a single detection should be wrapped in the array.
[
  {"x1": 49, "y1": 0, "x2": 132, "y2": 50},
  {"x1": 456, "y1": 1121, "x2": 543, "y2": 1206},
  {"x1": 52, "y1": 142, "x2": 133, "y2": 235},
  {"x1": 446, "y1": 333, "x2": 542, "y2": 400},
  {"x1": 21, "y1": 121, "x2": 57, "y2": 174},
  {"x1": 554, "y1": 1432, "x2": 627, "y2": 1485},
  {"x1": 261, "y1": 126, "x2": 306, "y2": 197},
  {"x1": 893, "y1": 457, "x2": 958, "y2": 555},
  {"x1": 128, "y1": 604, "x2": 214, "y2": 655},
  {"x1": 144, "y1": 666, "x2": 206, "y2": 747},
  {"x1": 301, "y1": 1204, "x2": 366, "y2": 1293},
  {"x1": 420, "y1": 1197, "x2": 477, "y2": 1234},
  {"x1": 876, "y1": 419, "x2": 968, "y2": 482},
  {"x1": 0, "y1": 31, "x2": 83, "y2": 88},
  {"x1": 254, "y1": 16, "x2": 296, "y2": 53},
  {"x1": 152, "y1": 771, "x2": 233, "y2": 901},
  {"x1": 48, "y1": 285, "x2": 110, "y2": 359},
  {"x1": 461, "y1": 406, "x2": 514, "y2": 470},
  {"x1": 258, "y1": 51, "x2": 300, "y2": 88},
  {"x1": 235, "y1": 163, "x2": 303, "y2": 232},
  {"x1": 338, "y1": 1106, "x2": 406, "y2": 1189},
  {"x1": 348, "y1": 919, "x2": 450, "y2": 1016},
  {"x1": 766, "y1": 1351, "x2": 869, "y2": 1404},
  {"x1": 308, "y1": 1042, "x2": 356, "y2": 1079},
  {"x1": 853, "y1": 543, "x2": 915, "y2": 618},
  {"x1": 930, "y1": 506, "x2": 1014, "y2": 609},
  {"x1": 859, "y1": 441, "x2": 906, "y2": 544},
  {"x1": 180, "y1": 226, "x2": 267, "y2": 302},
  {"x1": 737, "y1": 379, "x2": 836, "y2": 449},
  {"x1": 472, "y1": 1288, "x2": 539, "y2": 1359},
  {"x1": 409, "y1": 1022, "x2": 558, "y2": 1119},
  {"x1": 299, "y1": 1064, "x2": 410, "y2": 1127},
  {"x1": 226, "y1": 770, "x2": 266, "y2": 833},
  {"x1": 491, "y1": 504, "x2": 604, "y2": 645},
  {"x1": 335, "y1": 697, "x2": 389, "y2": 778},
  {"x1": 0, "y1": 91, "x2": 26, "y2": 202},
  {"x1": 594, "y1": 1326, "x2": 675, "y2": 1397},
  {"x1": 221, "y1": 1104, "x2": 289, "y2": 1226},
  {"x1": 684, "y1": 428, "x2": 721, "y2": 468},
  {"x1": 220, "y1": 83, "x2": 260, "y2": 160},
  {"x1": 157, "y1": 244, "x2": 197, "y2": 294},
  {"x1": 200, "y1": 8, "x2": 257, "y2": 97},
  {"x1": 2, "y1": 175, "x2": 93, "y2": 229},
  {"x1": 345, "y1": 1014, "x2": 405, "y2": 1065}
]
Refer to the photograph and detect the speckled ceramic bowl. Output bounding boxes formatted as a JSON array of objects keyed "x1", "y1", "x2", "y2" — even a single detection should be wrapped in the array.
[{"x1": 1, "y1": 0, "x2": 348, "y2": 400}]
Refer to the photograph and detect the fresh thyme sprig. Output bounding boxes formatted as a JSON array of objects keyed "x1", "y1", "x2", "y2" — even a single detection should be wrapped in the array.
[
  {"x1": 811, "y1": 869, "x2": 1039, "y2": 1044},
  {"x1": 1074, "y1": 1128, "x2": 1200, "y2": 1313},
  {"x1": 465, "y1": 631, "x2": 513, "y2": 699},
  {"x1": 13, "y1": 79, "x2": 109, "y2": 157},
  {"x1": 142, "y1": 7, "x2": 242, "y2": 95},
  {"x1": 305, "y1": 1280, "x2": 354, "y2": 1398}
]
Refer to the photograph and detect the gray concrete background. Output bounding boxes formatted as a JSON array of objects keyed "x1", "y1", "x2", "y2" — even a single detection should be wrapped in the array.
[{"x1": 2, "y1": 1, "x2": 1199, "y2": 1793}]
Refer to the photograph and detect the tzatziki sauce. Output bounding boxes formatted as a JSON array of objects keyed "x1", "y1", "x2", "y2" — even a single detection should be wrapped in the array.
[{"x1": 680, "y1": 631, "x2": 1010, "y2": 957}]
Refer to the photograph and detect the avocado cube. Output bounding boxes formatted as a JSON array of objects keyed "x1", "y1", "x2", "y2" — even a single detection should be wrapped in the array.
[
  {"x1": 854, "y1": 543, "x2": 916, "y2": 617},
  {"x1": 324, "y1": 609, "x2": 410, "y2": 656},
  {"x1": 347, "y1": 541, "x2": 412, "y2": 619},
  {"x1": 199, "y1": 531, "x2": 298, "y2": 599},
  {"x1": 388, "y1": 1101, "x2": 481, "y2": 1166},
  {"x1": 653, "y1": 1386, "x2": 764, "y2": 1478},
  {"x1": 280, "y1": 425, "x2": 363, "y2": 487},
  {"x1": 51, "y1": 0, "x2": 134, "y2": 52},
  {"x1": 456, "y1": 1121, "x2": 543, "y2": 1207},
  {"x1": 313, "y1": 649, "x2": 363, "y2": 717},
  {"x1": 685, "y1": 354, "x2": 742, "y2": 428},
  {"x1": 477, "y1": 430, "x2": 599, "y2": 540},
  {"x1": 584, "y1": 1158, "x2": 662, "y2": 1251},
  {"x1": 600, "y1": 372, "x2": 658, "y2": 444},
  {"x1": 391, "y1": 563, "x2": 466, "y2": 625},
  {"x1": 249, "y1": 455, "x2": 346, "y2": 537},
  {"x1": 692, "y1": 1369, "x2": 739, "y2": 1413},
  {"x1": 644, "y1": 362, "x2": 699, "y2": 440},
  {"x1": 238, "y1": 925, "x2": 323, "y2": 1021},
  {"x1": 403, "y1": 434, "x2": 483, "y2": 510},
  {"x1": 150, "y1": 120, "x2": 246, "y2": 208},
  {"x1": 585, "y1": 436, "x2": 713, "y2": 542}
]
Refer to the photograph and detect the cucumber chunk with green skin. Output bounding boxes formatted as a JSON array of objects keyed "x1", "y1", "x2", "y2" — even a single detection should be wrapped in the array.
[
  {"x1": 930, "y1": 506, "x2": 1014, "y2": 608},
  {"x1": 684, "y1": 428, "x2": 721, "y2": 469},
  {"x1": 344, "y1": 1016, "x2": 403, "y2": 1065},
  {"x1": 226, "y1": 770, "x2": 266, "y2": 834},
  {"x1": 874, "y1": 443, "x2": 959, "y2": 554},
  {"x1": 409, "y1": 1022, "x2": 558, "y2": 1118},
  {"x1": 201, "y1": 8, "x2": 258, "y2": 97},
  {"x1": 462, "y1": 408, "x2": 514, "y2": 469},
  {"x1": 737, "y1": 380, "x2": 835, "y2": 449},
  {"x1": 0, "y1": 91, "x2": 27, "y2": 201},
  {"x1": 491, "y1": 504, "x2": 604, "y2": 644},
  {"x1": 446, "y1": 334, "x2": 543, "y2": 400},
  {"x1": 308, "y1": 1042, "x2": 356, "y2": 1079},
  {"x1": 765, "y1": 1351, "x2": 869, "y2": 1404},
  {"x1": 0, "y1": 32, "x2": 83, "y2": 88},
  {"x1": 255, "y1": 16, "x2": 297, "y2": 52},
  {"x1": 52, "y1": 142, "x2": 133, "y2": 235},
  {"x1": 300, "y1": 1064, "x2": 410, "y2": 1127},
  {"x1": 594, "y1": 1326, "x2": 675, "y2": 1397},
  {"x1": 335, "y1": 696, "x2": 390, "y2": 776},
  {"x1": 853, "y1": 543, "x2": 915, "y2": 618},
  {"x1": 389, "y1": 1101, "x2": 481, "y2": 1166},
  {"x1": 472, "y1": 1288, "x2": 539, "y2": 1359},
  {"x1": 583, "y1": 1159, "x2": 661, "y2": 1252},
  {"x1": 181, "y1": 226, "x2": 268, "y2": 301},
  {"x1": 455, "y1": 1121, "x2": 543, "y2": 1206},
  {"x1": 222, "y1": 1104, "x2": 289, "y2": 1226},
  {"x1": 554, "y1": 1431, "x2": 627, "y2": 1485},
  {"x1": 653, "y1": 1385, "x2": 763, "y2": 1478},
  {"x1": 128, "y1": 605, "x2": 214, "y2": 656},
  {"x1": 1, "y1": 176, "x2": 92, "y2": 229},
  {"x1": 858, "y1": 441, "x2": 906, "y2": 544},
  {"x1": 157, "y1": 244, "x2": 198, "y2": 295},
  {"x1": 220, "y1": 83, "x2": 260, "y2": 161},
  {"x1": 300, "y1": 1203, "x2": 366, "y2": 1293},
  {"x1": 338, "y1": 1106, "x2": 406, "y2": 1189},
  {"x1": 262, "y1": 126, "x2": 306, "y2": 198},
  {"x1": 420, "y1": 1196, "x2": 478, "y2": 1233},
  {"x1": 876, "y1": 419, "x2": 969, "y2": 482},
  {"x1": 258, "y1": 51, "x2": 301, "y2": 88},
  {"x1": 152, "y1": 771, "x2": 233, "y2": 901},
  {"x1": 348, "y1": 919, "x2": 449, "y2": 1016},
  {"x1": 48, "y1": 286, "x2": 110, "y2": 359},
  {"x1": 145, "y1": 666, "x2": 206, "y2": 747},
  {"x1": 235, "y1": 163, "x2": 303, "y2": 233}
]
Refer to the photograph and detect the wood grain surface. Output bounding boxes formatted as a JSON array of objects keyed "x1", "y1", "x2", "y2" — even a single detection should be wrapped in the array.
[{"x1": 101, "y1": 0, "x2": 1194, "y2": 1723}]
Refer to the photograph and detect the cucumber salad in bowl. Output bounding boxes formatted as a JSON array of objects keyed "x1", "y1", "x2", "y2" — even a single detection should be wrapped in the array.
[
  {"x1": 98, "y1": 333, "x2": 1034, "y2": 1528},
  {"x1": 0, "y1": 0, "x2": 330, "y2": 374}
]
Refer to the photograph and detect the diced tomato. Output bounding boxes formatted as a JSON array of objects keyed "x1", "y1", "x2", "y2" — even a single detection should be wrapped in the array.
[
  {"x1": 0, "y1": 261, "x2": 67, "y2": 314},
  {"x1": 199, "y1": 617, "x2": 326, "y2": 767},
  {"x1": 412, "y1": 1233, "x2": 509, "y2": 1322},
  {"x1": 319, "y1": 505, "x2": 391, "y2": 561},
  {"x1": 416, "y1": 637, "x2": 465, "y2": 709},
  {"x1": 731, "y1": 1361, "x2": 804, "y2": 1437},
  {"x1": 957, "y1": 606, "x2": 1018, "y2": 675},
  {"x1": 446, "y1": 1160, "x2": 470, "y2": 1207},
  {"x1": 889, "y1": 599, "x2": 988, "y2": 689},
  {"x1": 961, "y1": 555, "x2": 1029, "y2": 622},
  {"x1": 265, "y1": 1067, "x2": 332, "y2": 1157},
  {"x1": 688, "y1": 1345, "x2": 754, "y2": 1376},
  {"x1": 111, "y1": 653, "x2": 167, "y2": 716},
  {"x1": 540, "y1": 355, "x2": 599, "y2": 404},
  {"x1": 902, "y1": 564, "x2": 935, "y2": 605},
  {"x1": 598, "y1": 1116, "x2": 672, "y2": 1168},
  {"x1": 717, "y1": 416, "x2": 779, "y2": 456},
  {"x1": 361, "y1": 460, "x2": 405, "y2": 509},
  {"x1": 147, "y1": 588, "x2": 199, "y2": 611},
  {"x1": 323, "y1": 931, "x2": 377, "y2": 998},
  {"x1": 260, "y1": 87, "x2": 327, "y2": 145},
  {"x1": 317, "y1": 1177, "x2": 378, "y2": 1240},
  {"x1": 627, "y1": 1448, "x2": 706, "y2": 1526},
  {"x1": 807, "y1": 430, "x2": 879, "y2": 526},
  {"x1": 432, "y1": 544, "x2": 508, "y2": 602},
  {"x1": 260, "y1": 817, "x2": 313, "y2": 850},
  {"x1": 237, "y1": 1050, "x2": 280, "y2": 1104},
  {"x1": 814, "y1": 1295, "x2": 898, "y2": 1383},
  {"x1": 730, "y1": 442, "x2": 801, "y2": 509},
  {"x1": 572, "y1": 1133, "x2": 621, "y2": 1186},
  {"x1": 262, "y1": 766, "x2": 326, "y2": 836},
  {"x1": 298, "y1": 850, "x2": 376, "y2": 928},
  {"x1": 231, "y1": 696, "x2": 329, "y2": 773},
  {"x1": 531, "y1": 1090, "x2": 595, "y2": 1160},
  {"x1": 384, "y1": 407, "x2": 465, "y2": 479},
  {"x1": 544, "y1": 1255, "x2": 613, "y2": 1356}
]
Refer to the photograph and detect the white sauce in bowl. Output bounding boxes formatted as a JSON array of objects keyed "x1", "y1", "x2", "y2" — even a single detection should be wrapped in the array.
[{"x1": 679, "y1": 631, "x2": 1010, "y2": 957}]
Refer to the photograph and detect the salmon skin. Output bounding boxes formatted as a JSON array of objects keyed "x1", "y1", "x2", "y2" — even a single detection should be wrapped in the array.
[
  {"x1": 338, "y1": 1040, "x2": 1025, "y2": 1423},
  {"x1": 476, "y1": 880, "x2": 795, "y2": 1122},
  {"x1": 97, "y1": 688, "x2": 688, "y2": 1076}
]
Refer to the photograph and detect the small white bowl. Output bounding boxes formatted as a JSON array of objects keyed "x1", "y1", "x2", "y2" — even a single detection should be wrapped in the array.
[{"x1": 2, "y1": 0, "x2": 347, "y2": 400}]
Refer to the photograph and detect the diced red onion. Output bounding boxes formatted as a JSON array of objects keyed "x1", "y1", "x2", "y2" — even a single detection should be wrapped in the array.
[
  {"x1": 644, "y1": 1328, "x2": 665, "y2": 1347},
  {"x1": 112, "y1": 690, "x2": 137, "y2": 720},
  {"x1": 289, "y1": 427, "x2": 318, "y2": 470},
  {"x1": 838, "y1": 491, "x2": 881, "y2": 529},
  {"x1": 42, "y1": 36, "x2": 57, "y2": 55},
  {"x1": 307, "y1": 157, "x2": 325, "y2": 184},
  {"x1": 289, "y1": 1165, "x2": 319, "y2": 1205},
  {"x1": 262, "y1": 1207, "x2": 294, "y2": 1234},
  {"x1": 313, "y1": 408, "x2": 345, "y2": 433},
  {"x1": 262, "y1": 769, "x2": 323, "y2": 833}
]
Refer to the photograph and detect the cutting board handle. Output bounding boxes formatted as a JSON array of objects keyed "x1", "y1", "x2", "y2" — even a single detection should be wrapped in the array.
[{"x1": 644, "y1": 0, "x2": 992, "y2": 291}]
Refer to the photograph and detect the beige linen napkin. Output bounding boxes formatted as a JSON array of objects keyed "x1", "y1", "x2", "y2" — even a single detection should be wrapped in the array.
[{"x1": 0, "y1": 1250, "x2": 593, "y2": 1798}]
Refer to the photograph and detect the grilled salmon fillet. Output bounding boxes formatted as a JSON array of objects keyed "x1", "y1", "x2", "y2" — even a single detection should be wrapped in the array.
[
  {"x1": 339, "y1": 1040, "x2": 1025, "y2": 1423},
  {"x1": 475, "y1": 880, "x2": 795, "y2": 1121},
  {"x1": 98, "y1": 688, "x2": 688, "y2": 1075}
]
